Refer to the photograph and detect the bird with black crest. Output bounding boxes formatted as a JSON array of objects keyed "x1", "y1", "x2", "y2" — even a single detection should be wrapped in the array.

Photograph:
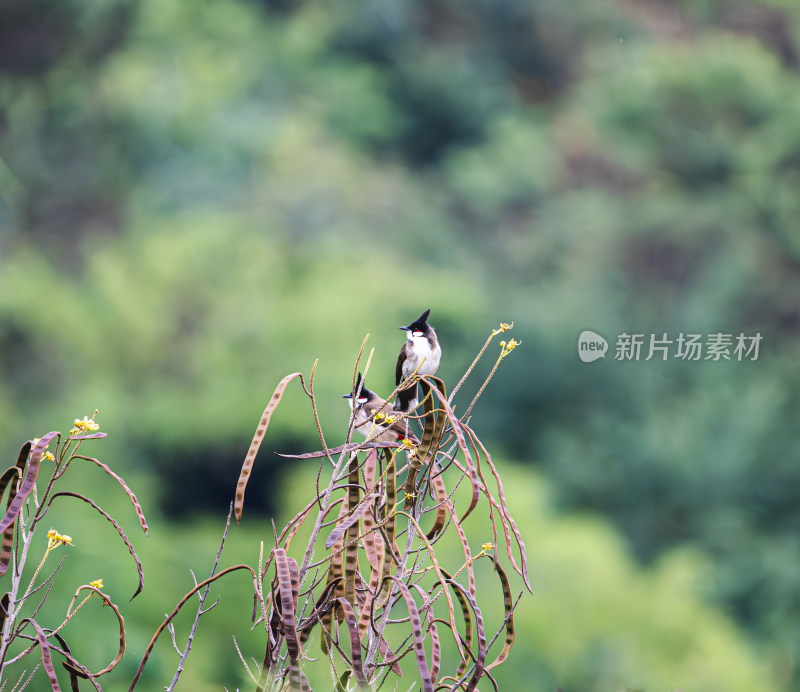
[
  {"x1": 343, "y1": 373, "x2": 419, "y2": 444},
  {"x1": 395, "y1": 308, "x2": 441, "y2": 412}
]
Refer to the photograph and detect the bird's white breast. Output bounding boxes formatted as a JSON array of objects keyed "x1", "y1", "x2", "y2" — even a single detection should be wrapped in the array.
[{"x1": 404, "y1": 334, "x2": 440, "y2": 377}]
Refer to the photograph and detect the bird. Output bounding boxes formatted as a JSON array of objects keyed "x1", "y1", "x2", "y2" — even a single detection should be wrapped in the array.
[
  {"x1": 395, "y1": 308, "x2": 441, "y2": 412},
  {"x1": 343, "y1": 373, "x2": 419, "y2": 444}
]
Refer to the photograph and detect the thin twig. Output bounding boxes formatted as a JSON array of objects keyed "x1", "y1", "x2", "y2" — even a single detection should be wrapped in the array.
[
  {"x1": 165, "y1": 503, "x2": 233, "y2": 691},
  {"x1": 167, "y1": 622, "x2": 184, "y2": 656},
  {"x1": 233, "y1": 634, "x2": 259, "y2": 685},
  {"x1": 11, "y1": 663, "x2": 37, "y2": 692},
  {"x1": 448, "y1": 324, "x2": 509, "y2": 403}
]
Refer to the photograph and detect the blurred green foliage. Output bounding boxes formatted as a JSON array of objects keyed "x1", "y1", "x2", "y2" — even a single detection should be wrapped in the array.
[{"x1": 2, "y1": 0, "x2": 800, "y2": 688}]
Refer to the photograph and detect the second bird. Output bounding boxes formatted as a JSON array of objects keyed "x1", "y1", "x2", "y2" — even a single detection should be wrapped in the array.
[
  {"x1": 395, "y1": 308, "x2": 441, "y2": 412},
  {"x1": 344, "y1": 373, "x2": 419, "y2": 444}
]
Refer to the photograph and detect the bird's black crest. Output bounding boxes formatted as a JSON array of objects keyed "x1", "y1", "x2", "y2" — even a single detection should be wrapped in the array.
[
  {"x1": 406, "y1": 308, "x2": 431, "y2": 331},
  {"x1": 344, "y1": 372, "x2": 368, "y2": 399}
]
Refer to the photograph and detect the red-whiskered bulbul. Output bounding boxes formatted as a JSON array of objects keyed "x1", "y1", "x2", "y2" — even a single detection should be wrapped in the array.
[
  {"x1": 343, "y1": 373, "x2": 419, "y2": 444},
  {"x1": 395, "y1": 308, "x2": 441, "y2": 412}
]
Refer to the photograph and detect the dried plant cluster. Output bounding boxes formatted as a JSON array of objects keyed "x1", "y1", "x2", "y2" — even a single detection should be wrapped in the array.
[
  {"x1": 221, "y1": 325, "x2": 530, "y2": 691},
  {"x1": 1, "y1": 324, "x2": 527, "y2": 691},
  {"x1": 0, "y1": 415, "x2": 148, "y2": 691}
]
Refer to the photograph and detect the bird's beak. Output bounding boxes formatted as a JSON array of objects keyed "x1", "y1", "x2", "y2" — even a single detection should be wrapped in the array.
[
  {"x1": 399, "y1": 326, "x2": 410, "y2": 331},
  {"x1": 342, "y1": 394, "x2": 352, "y2": 399}
]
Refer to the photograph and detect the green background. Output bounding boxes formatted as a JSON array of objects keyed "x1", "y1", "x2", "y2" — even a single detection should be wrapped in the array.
[{"x1": 2, "y1": 0, "x2": 800, "y2": 689}]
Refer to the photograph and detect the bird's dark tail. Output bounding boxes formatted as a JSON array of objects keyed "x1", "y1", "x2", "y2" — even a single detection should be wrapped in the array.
[{"x1": 396, "y1": 383, "x2": 417, "y2": 412}]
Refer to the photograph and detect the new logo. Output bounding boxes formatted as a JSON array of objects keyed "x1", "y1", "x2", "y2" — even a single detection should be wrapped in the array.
[{"x1": 578, "y1": 330, "x2": 608, "y2": 363}]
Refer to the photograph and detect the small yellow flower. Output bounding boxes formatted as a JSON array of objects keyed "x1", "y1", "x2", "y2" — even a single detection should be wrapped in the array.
[
  {"x1": 47, "y1": 529, "x2": 75, "y2": 550},
  {"x1": 491, "y1": 322, "x2": 514, "y2": 336},
  {"x1": 43, "y1": 451, "x2": 55, "y2": 462},
  {"x1": 500, "y1": 339, "x2": 520, "y2": 359},
  {"x1": 89, "y1": 579, "x2": 103, "y2": 589},
  {"x1": 73, "y1": 415, "x2": 100, "y2": 433},
  {"x1": 383, "y1": 415, "x2": 397, "y2": 424},
  {"x1": 401, "y1": 438, "x2": 415, "y2": 449},
  {"x1": 373, "y1": 411, "x2": 385, "y2": 421},
  {"x1": 481, "y1": 542, "x2": 495, "y2": 552},
  {"x1": 404, "y1": 491, "x2": 416, "y2": 501}
]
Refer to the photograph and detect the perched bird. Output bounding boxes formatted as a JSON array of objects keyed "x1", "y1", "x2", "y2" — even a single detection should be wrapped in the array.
[
  {"x1": 343, "y1": 373, "x2": 419, "y2": 444},
  {"x1": 395, "y1": 308, "x2": 441, "y2": 412}
]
